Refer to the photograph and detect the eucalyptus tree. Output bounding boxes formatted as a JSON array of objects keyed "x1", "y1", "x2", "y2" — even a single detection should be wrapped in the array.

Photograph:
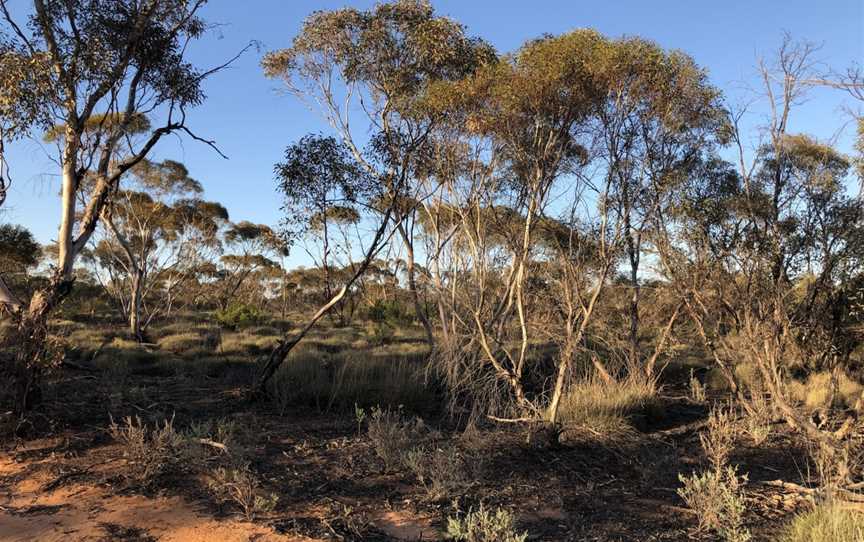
[
  {"x1": 0, "y1": 0, "x2": 239, "y2": 412},
  {"x1": 421, "y1": 29, "x2": 611, "y2": 420},
  {"x1": 216, "y1": 221, "x2": 287, "y2": 310},
  {"x1": 257, "y1": 0, "x2": 492, "y2": 390},
  {"x1": 92, "y1": 159, "x2": 227, "y2": 340},
  {"x1": 587, "y1": 37, "x2": 724, "y2": 376},
  {"x1": 0, "y1": 224, "x2": 41, "y2": 309},
  {"x1": 658, "y1": 38, "x2": 864, "y2": 482}
]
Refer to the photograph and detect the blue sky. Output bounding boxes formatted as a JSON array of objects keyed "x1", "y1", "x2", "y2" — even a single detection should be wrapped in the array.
[{"x1": 4, "y1": 0, "x2": 863, "y2": 268}]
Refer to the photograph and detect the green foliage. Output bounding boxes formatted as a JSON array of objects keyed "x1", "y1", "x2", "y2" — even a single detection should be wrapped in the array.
[
  {"x1": 446, "y1": 504, "x2": 528, "y2": 542},
  {"x1": 215, "y1": 303, "x2": 266, "y2": 330},
  {"x1": 0, "y1": 223, "x2": 41, "y2": 271},
  {"x1": 677, "y1": 466, "x2": 750, "y2": 542},
  {"x1": 367, "y1": 298, "x2": 413, "y2": 326},
  {"x1": 677, "y1": 406, "x2": 750, "y2": 542}
]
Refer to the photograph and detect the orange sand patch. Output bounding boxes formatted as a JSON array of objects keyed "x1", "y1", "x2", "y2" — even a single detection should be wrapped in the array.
[{"x1": 0, "y1": 455, "x2": 305, "y2": 542}]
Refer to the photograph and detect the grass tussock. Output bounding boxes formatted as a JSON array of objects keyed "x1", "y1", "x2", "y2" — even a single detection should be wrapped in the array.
[
  {"x1": 781, "y1": 502, "x2": 864, "y2": 542},
  {"x1": 787, "y1": 371, "x2": 863, "y2": 411},
  {"x1": 557, "y1": 373, "x2": 658, "y2": 435},
  {"x1": 268, "y1": 344, "x2": 434, "y2": 413},
  {"x1": 220, "y1": 331, "x2": 281, "y2": 356}
]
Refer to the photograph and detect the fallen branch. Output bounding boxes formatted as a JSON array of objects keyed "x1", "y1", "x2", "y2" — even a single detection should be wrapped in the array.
[
  {"x1": 757, "y1": 479, "x2": 817, "y2": 494},
  {"x1": 196, "y1": 438, "x2": 229, "y2": 454}
]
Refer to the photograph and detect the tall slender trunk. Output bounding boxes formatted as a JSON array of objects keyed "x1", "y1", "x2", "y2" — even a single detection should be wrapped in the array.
[
  {"x1": 625, "y1": 215, "x2": 641, "y2": 372},
  {"x1": 7, "y1": 137, "x2": 80, "y2": 413},
  {"x1": 397, "y1": 223, "x2": 434, "y2": 350},
  {"x1": 255, "y1": 207, "x2": 394, "y2": 394},
  {"x1": 129, "y1": 269, "x2": 144, "y2": 341},
  {"x1": 57, "y1": 143, "x2": 79, "y2": 279}
]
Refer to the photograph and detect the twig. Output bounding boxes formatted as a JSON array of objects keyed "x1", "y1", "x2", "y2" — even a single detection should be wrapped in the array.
[{"x1": 196, "y1": 438, "x2": 229, "y2": 454}]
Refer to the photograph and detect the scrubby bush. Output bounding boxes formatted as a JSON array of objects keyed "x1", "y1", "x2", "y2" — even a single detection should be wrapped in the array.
[
  {"x1": 677, "y1": 406, "x2": 750, "y2": 542},
  {"x1": 404, "y1": 445, "x2": 473, "y2": 501},
  {"x1": 446, "y1": 504, "x2": 528, "y2": 542},
  {"x1": 678, "y1": 466, "x2": 750, "y2": 542},
  {"x1": 207, "y1": 462, "x2": 279, "y2": 521},
  {"x1": 366, "y1": 406, "x2": 427, "y2": 471},
  {"x1": 215, "y1": 303, "x2": 265, "y2": 330},
  {"x1": 108, "y1": 415, "x2": 189, "y2": 485},
  {"x1": 366, "y1": 298, "x2": 413, "y2": 326}
]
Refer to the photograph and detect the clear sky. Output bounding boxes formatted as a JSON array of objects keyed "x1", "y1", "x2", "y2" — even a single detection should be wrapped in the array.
[{"x1": 3, "y1": 0, "x2": 863, "y2": 268}]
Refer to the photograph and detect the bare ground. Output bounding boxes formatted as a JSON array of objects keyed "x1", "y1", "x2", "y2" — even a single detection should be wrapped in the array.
[{"x1": 0, "y1": 368, "x2": 816, "y2": 541}]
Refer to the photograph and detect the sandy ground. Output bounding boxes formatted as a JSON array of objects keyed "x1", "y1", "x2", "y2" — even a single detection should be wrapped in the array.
[{"x1": 0, "y1": 456, "x2": 300, "y2": 542}]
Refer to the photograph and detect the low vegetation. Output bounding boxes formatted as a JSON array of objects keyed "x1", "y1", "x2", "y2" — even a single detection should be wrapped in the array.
[{"x1": 1, "y1": 1, "x2": 863, "y2": 540}]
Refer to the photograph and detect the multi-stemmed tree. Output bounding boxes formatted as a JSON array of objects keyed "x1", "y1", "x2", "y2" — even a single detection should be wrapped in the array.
[
  {"x1": 256, "y1": 0, "x2": 494, "y2": 391},
  {"x1": 0, "y1": 0, "x2": 239, "y2": 413},
  {"x1": 89, "y1": 159, "x2": 227, "y2": 340}
]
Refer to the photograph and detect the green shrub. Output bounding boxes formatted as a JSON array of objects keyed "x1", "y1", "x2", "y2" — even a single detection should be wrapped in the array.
[
  {"x1": 215, "y1": 303, "x2": 265, "y2": 330},
  {"x1": 677, "y1": 406, "x2": 750, "y2": 542},
  {"x1": 366, "y1": 298, "x2": 413, "y2": 326},
  {"x1": 678, "y1": 466, "x2": 750, "y2": 542}
]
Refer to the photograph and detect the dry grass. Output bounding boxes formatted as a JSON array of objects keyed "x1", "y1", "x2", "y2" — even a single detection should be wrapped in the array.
[
  {"x1": 158, "y1": 332, "x2": 210, "y2": 355},
  {"x1": 220, "y1": 331, "x2": 280, "y2": 356},
  {"x1": 446, "y1": 504, "x2": 528, "y2": 542},
  {"x1": 787, "y1": 371, "x2": 863, "y2": 411},
  {"x1": 557, "y1": 373, "x2": 657, "y2": 435},
  {"x1": 781, "y1": 502, "x2": 864, "y2": 542},
  {"x1": 268, "y1": 343, "x2": 434, "y2": 413}
]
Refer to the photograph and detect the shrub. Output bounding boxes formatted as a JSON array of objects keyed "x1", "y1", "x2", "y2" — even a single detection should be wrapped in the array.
[
  {"x1": 678, "y1": 466, "x2": 750, "y2": 542},
  {"x1": 781, "y1": 502, "x2": 864, "y2": 542},
  {"x1": 108, "y1": 415, "x2": 189, "y2": 485},
  {"x1": 186, "y1": 417, "x2": 240, "y2": 458},
  {"x1": 689, "y1": 369, "x2": 706, "y2": 402},
  {"x1": 366, "y1": 298, "x2": 412, "y2": 326},
  {"x1": 404, "y1": 445, "x2": 473, "y2": 501},
  {"x1": 207, "y1": 462, "x2": 279, "y2": 521},
  {"x1": 366, "y1": 406, "x2": 427, "y2": 471},
  {"x1": 215, "y1": 303, "x2": 265, "y2": 330},
  {"x1": 677, "y1": 406, "x2": 750, "y2": 542},
  {"x1": 365, "y1": 321, "x2": 395, "y2": 346},
  {"x1": 743, "y1": 393, "x2": 773, "y2": 445},
  {"x1": 446, "y1": 504, "x2": 528, "y2": 542}
]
